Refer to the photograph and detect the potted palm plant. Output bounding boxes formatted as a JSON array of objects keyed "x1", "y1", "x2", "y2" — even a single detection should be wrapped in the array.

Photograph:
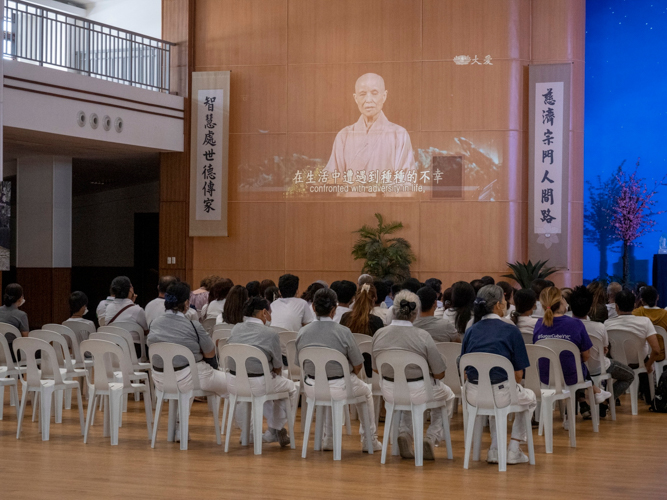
[{"x1": 502, "y1": 260, "x2": 557, "y2": 288}]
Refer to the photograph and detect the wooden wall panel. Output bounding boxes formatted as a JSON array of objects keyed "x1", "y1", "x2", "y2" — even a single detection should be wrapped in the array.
[
  {"x1": 228, "y1": 134, "x2": 288, "y2": 202},
  {"x1": 531, "y1": 0, "x2": 586, "y2": 62},
  {"x1": 159, "y1": 201, "x2": 188, "y2": 270},
  {"x1": 16, "y1": 268, "x2": 71, "y2": 329},
  {"x1": 422, "y1": 0, "x2": 531, "y2": 61},
  {"x1": 195, "y1": 0, "x2": 287, "y2": 69},
  {"x1": 160, "y1": 152, "x2": 188, "y2": 202},
  {"x1": 287, "y1": 0, "x2": 422, "y2": 64}
]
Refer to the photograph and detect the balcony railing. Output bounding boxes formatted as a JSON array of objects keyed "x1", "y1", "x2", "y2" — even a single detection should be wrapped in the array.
[{"x1": 3, "y1": 0, "x2": 173, "y2": 93}]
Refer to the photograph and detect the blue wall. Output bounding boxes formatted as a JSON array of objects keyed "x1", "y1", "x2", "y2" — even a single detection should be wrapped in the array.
[{"x1": 585, "y1": 0, "x2": 667, "y2": 283}]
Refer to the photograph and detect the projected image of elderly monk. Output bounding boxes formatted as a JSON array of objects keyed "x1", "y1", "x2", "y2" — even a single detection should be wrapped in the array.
[{"x1": 325, "y1": 73, "x2": 415, "y2": 175}]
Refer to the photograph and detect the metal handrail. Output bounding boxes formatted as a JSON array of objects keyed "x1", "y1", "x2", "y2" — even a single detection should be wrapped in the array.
[{"x1": 2, "y1": 0, "x2": 174, "y2": 93}]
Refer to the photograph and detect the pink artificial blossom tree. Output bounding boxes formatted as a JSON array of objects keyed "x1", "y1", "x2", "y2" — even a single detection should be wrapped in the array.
[{"x1": 608, "y1": 159, "x2": 666, "y2": 284}]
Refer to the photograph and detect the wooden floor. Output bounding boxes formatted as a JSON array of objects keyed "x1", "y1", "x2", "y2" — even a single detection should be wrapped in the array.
[{"x1": 1, "y1": 392, "x2": 666, "y2": 499}]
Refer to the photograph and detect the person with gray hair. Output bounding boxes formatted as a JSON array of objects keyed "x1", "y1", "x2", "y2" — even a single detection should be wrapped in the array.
[
  {"x1": 606, "y1": 282, "x2": 622, "y2": 319},
  {"x1": 461, "y1": 285, "x2": 536, "y2": 465},
  {"x1": 104, "y1": 276, "x2": 148, "y2": 358},
  {"x1": 371, "y1": 290, "x2": 455, "y2": 461},
  {"x1": 295, "y1": 288, "x2": 382, "y2": 453}
]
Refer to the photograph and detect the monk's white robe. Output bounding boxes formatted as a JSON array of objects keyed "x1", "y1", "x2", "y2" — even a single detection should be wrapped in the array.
[{"x1": 325, "y1": 112, "x2": 415, "y2": 174}]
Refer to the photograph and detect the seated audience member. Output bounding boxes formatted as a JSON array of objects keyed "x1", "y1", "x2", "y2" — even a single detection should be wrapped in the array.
[
  {"x1": 388, "y1": 282, "x2": 402, "y2": 309},
  {"x1": 96, "y1": 288, "x2": 115, "y2": 320},
  {"x1": 372, "y1": 280, "x2": 393, "y2": 325},
  {"x1": 401, "y1": 278, "x2": 422, "y2": 294},
  {"x1": 330, "y1": 280, "x2": 357, "y2": 323},
  {"x1": 145, "y1": 276, "x2": 178, "y2": 327},
  {"x1": 226, "y1": 296, "x2": 297, "y2": 447},
  {"x1": 104, "y1": 276, "x2": 148, "y2": 357},
  {"x1": 480, "y1": 276, "x2": 495, "y2": 287},
  {"x1": 634, "y1": 286, "x2": 667, "y2": 365},
  {"x1": 301, "y1": 282, "x2": 326, "y2": 304},
  {"x1": 202, "y1": 278, "x2": 233, "y2": 320},
  {"x1": 358, "y1": 274, "x2": 375, "y2": 286},
  {"x1": 606, "y1": 282, "x2": 622, "y2": 319},
  {"x1": 372, "y1": 290, "x2": 455, "y2": 460},
  {"x1": 560, "y1": 287, "x2": 573, "y2": 316},
  {"x1": 424, "y1": 278, "x2": 443, "y2": 308},
  {"x1": 147, "y1": 282, "x2": 226, "y2": 417},
  {"x1": 605, "y1": 289, "x2": 662, "y2": 403},
  {"x1": 435, "y1": 287, "x2": 452, "y2": 319},
  {"x1": 510, "y1": 288, "x2": 538, "y2": 340},
  {"x1": 569, "y1": 286, "x2": 634, "y2": 411},
  {"x1": 0, "y1": 283, "x2": 29, "y2": 359},
  {"x1": 295, "y1": 288, "x2": 381, "y2": 452},
  {"x1": 634, "y1": 282, "x2": 648, "y2": 309},
  {"x1": 67, "y1": 291, "x2": 95, "y2": 331},
  {"x1": 534, "y1": 287, "x2": 611, "y2": 421},
  {"x1": 189, "y1": 275, "x2": 220, "y2": 313},
  {"x1": 447, "y1": 281, "x2": 476, "y2": 336},
  {"x1": 530, "y1": 279, "x2": 553, "y2": 318},
  {"x1": 258, "y1": 279, "x2": 276, "y2": 298},
  {"x1": 414, "y1": 287, "x2": 460, "y2": 342},
  {"x1": 470, "y1": 279, "x2": 485, "y2": 294},
  {"x1": 270, "y1": 274, "x2": 315, "y2": 332},
  {"x1": 461, "y1": 285, "x2": 536, "y2": 465},
  {"x1": 264, "y1": 286, "x2": 280, "y2": 304},
  {"x1": 217, "y1": 285, "x2": 248, "y2": 325},
  {"x1": 587, "y1": 280, "x2": 609, "y2": 323},
  {"x1": 340, "y1": 284, "x2": 384, "y2": 336},
  {"x1": 497, "y1": 281, "x2": 515, "y2": 317},
  {"x1": 246, "y1": 281, "x2": 260, "y2": 299}
]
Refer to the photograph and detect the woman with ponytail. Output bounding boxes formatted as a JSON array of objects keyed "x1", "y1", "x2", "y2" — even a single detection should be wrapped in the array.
[
  {"x1": 445, "y1": 281, "x2": 476, "y2": 335},
  {"x1": 371, "y1": 290, "x2": 455, "y2": 461},
  {"x1": 147, "y1": 281, "x2": 227, "y2": 400},
  {"x1": 341, "y1": 283, "x2": 384, "y2": 336},
  {"x1": 533, "y1": 286, "x2": 611, "y2": 420},
  {"x1": 461, "y1": 285, "x2": 536, "y2": 465}
]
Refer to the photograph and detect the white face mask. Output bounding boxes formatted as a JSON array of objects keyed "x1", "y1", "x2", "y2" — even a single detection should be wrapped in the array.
[
  {"x1": 84, "y1": 308, "x2": 89, "y2": 316},
  {"x1": 265, "y1": 320, "x2": 271, "y2": 327},
  {"x1": 17, "y1": 298, "x2": 25, "y2": 307}
]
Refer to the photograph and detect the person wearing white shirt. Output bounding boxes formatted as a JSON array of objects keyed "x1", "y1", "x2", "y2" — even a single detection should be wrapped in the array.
[
  {"x1": 145, "y1": 276, "x2": 178, "y2": 327},
  {"x1": 331, "y1": 280, "x2": 357, "y2": 323},
  {"x1": 268, "y1": 274, "x2": 315, "y2": 332},
  {"x1": 66, "y1": 291, "x2": 96, "y2": 338},
  {"x1": 96, "y1": 292, "x2": 114, "y2": 323},
  {"x1": 606, "y1": 282, "x2": 622, "y2": 320},
  {"x1": 530, "y1": 279, "x2": 553, "y2": 318},
  {"x1": 201, "y1": 278, "x2": 233, "y2": 320},
  {"x1": 509, "y1": 288, "x2": 538, "y2": 343},
  {"x1": 372, "y1": 280, "x2": 393, "y2": 325},
  {"x1": 569, "y1": 286, "x2": 634, "y2": 404},
  {"x1": 604, "y1": 289, "x2": 661, "y2": 403},
  {"x1": 104, "y1": 276, "x2": 149, "y2": 358}
]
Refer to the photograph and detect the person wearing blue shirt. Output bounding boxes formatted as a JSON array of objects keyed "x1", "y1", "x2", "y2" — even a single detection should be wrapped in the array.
[{"x1": 461, "y1": 285, "x2": 537, "y2": 466}]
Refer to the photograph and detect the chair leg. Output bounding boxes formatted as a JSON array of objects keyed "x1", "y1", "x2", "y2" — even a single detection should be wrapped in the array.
[
  {"x1": 360, "y1": 402, "x2": 374, "y2": 455},
  {"x1": 332, "y1": 402, "x2": 343, "y2": 461},
  {"x1": 630, "y1": 375, "x2": 639, "y2": 416},
  {"x1": 0, "y1": 385, "x2": 5, "y2": 420},
  {"x1": 543, "y1": 398, "x2": 554, "y2": 454},
  {"x1": 143, "y1": 389, "x2": 153, "y2": 439},
  {"x1": 412, "y1": 408, "x2": 424, "y2": 467},
  {"x1": 381, "y1": 403, "x2": 394, "y2": 464},
  {"x1": 220, "y1": 398, "x2": 228, "y2": 436},
  {"x1": 75, "y1": 386, "x2": 85, "y2": 435},
  {"x1": 472, "y1": 414, "x2": 484, "y2": 462},
  {"x1": 109, "y1": 389, "x2": 123, "y2": 445},
  {"x1": 32, "y1": 391, "x2": 38, "y2": 422},
  {"x1": 285, "y1": 395, "x2": 296, "y2": 450},
  {"x1": 391, "y1": 410, "x2": 400, "y2": 456},
  {"x1": 16, "y1": 386, "x2": 29, "y2": 439},
  {"x1": 210, "y1": 395, "x2": 221, "y2": 445},
  {"x1": 65, "y1": 387, "x2": 72, "y2": 410},
  {"x1": 179, "y1": 393, "x2": 190, "y2": 451},
  {"x1": 495, "y1": 410, "x2": 508, "y2": 472},
  {"x1": 440, "y1": 406, "x2": 453, "y2": 460},
  {"x1": 167, "y1": 399, "x2": 177, "y2": 442},
  {"x1": 373, "y1": 395, "x2": 382, "y2": 430},
  {"x1": 224, "y1": 395, "x2": 237, "y2": 453},
  {"x1": 609, "y1": 379, "x2": 617, "y2": 421},
  {"x1": 567, "y1": 396, "x2": 577, "y2": 447},
  {"x1": 314, "y1": 405, "x2": 324, "y2": 451},
  {"x1": 41, "y1": 388, "x2": 53, "y2": 441},
  {"x1": 301, "y1": 398, "x2": 316, "y2": 459},
  {"x1": 463, "y1": 406, "x2": 478, "y2": 469},
  {"x1": 588, "y1": 387, "x2": 599, "y2": 433},
  {"x1": 300, "y1": 393, "x2": 307, "y2": 432},
  {"x1": 151, "y1": 392, "x2": 164, "y2": 448},
  {"x1": 344, "y1": 404, "x2": 352, "y2": 436},
  {"x1": 523, "y1": 410, "x2": 535, "y2": 465},
  {"x1": 252, "y1": 398, "x2": 265, "y2": 455},
  {"x1": 54, "y1": 390, "x2": 63, "y2": 424},
  {"x1": 84, "y1": 392, "x2": 96, "y2": 444},
  {"x1": 241, "y1": 402, "x2": 251, "y2": 446}
]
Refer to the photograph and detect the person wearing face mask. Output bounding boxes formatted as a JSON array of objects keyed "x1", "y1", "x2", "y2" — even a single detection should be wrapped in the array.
[
  {"x1": 0, "y1": 283, "x2": 29, "y2": 361},
  {"x1": 226, "y1": 296, "x2": 297, "y2": 447},
  {"x1": 67, "y1": 291, "x2": 95, "y2": 331},
  {"x1": 461, "y1": 285, "x2": 536, "y2": 465}
]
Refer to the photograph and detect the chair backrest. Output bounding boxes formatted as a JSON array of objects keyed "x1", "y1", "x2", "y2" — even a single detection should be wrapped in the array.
[
  {"x1": 535, "y1": 338, "x2": 586, "y2": 386},
  {"x1": 149, "y1": 342, "x2": 200, "y2": 393},
  {"x1": 353, "y1": 333, "x2": 371, "y2": 346},
  {"x1": 435, "y1": 342, "x2": 462, "y2": 397},
  {"x1": 29, "y1": 330, "x2": 74, "y2": 374},
  {"x1": 0, "y1": 322, "x2": 22, "y2": 344},
  {"x1": 522, "y1": 332, "x2": 534, "y2": 345},
  {"x1": 459, "y1": 353, "x2": 519, "y2": 410},
  {"x1": 607, "y1": 329, "x2": 646, "y2": 366},
  {"x1": 201, "y1": 317, "x2": 217, "y2": 335},
  {"x1": 525, "y1": 344, "x2": 564, "y2": 395},
  {"x1": 212, "y1": 329, "x2": 232, "y2": 364},
  {"x1": 62, "y1": 320, "x2": 95, "y2": 342},
  {"x1": 219, "y1": 343, "x2": 272, "y2": 396},
  {"x1": 80, "y1": 339, "x2": 133, "y2": 390},
  {"x1": 357, "y1": 341, "x2": 381, "y2": 391},
  {"x1": 587, "y1": 335, "x2": 608, "y2": 377},
  {"x1": 278, "y1": 331, "x2": 298, "y2": 349},
  {"x1": 212, "y1": 323, "x2": 233, "y2": 334},
  {"x1": 0, "y1": 333, "x2": 19, "y2": 372},
  {"x1": 90, "y1": 332, "x2": 133, "y2": 370},
  {"x1": 112, "y1": 321, "x2": 147, "y2": 361},
  {"x1": 13, "y1": 337, "x2": 65, "y2": 388},
  {"x1": 42, "y1": 324, "x2": 83, "y2": 366},
  {"x1": 298, "y1": 347, "x2": 355, "y2": 401},
  {"x1": 98, "y1": 326, "x2": 140, "y2": 365},
  {"x1": 285, "y1": 339, "x2": 300, "y2": 382},
  {"x1": 269, "y1": 326, "x2": 287, "y2": 333},
  {"x1": 376, "y1": 350, "x2": 435, "y2": 406}
]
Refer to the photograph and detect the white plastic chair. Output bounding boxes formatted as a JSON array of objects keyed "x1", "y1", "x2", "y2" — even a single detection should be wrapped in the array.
[
  {"x1": 14, "y1": 337, "x2": 84, "y2": 440},
  {"x1": 522, "y1": 332, "x2": 534, "y2": 345},
  {"x1": 0, "y1": 333, "x2": 21, "y2": 420},
  {"x1": 607, "y1": 329, "x2": 655, "y2": 415},
  {"x1": 286, "y1": 339, "x2": 308, "y2": 431},
  {"x1": 44, "y1": 323, "x2": 93, "y2": 372},
  {"x1": 298, "y1": 346, "x2": 374, "y2": 461},
  {"x1": 201, "y1": 318, "x2": 217, "y2": 335},
  {"x1": 149, "y1": 342, "x2": 221, "y2": 450},
  {"x1": 80, "y1": 339, "x2": 152, "y2": 445},
  {"x1": 112, "y1": 321, "x2": 148, "y2": 362},
  {"x1": 525, "y1": 344, "x2": 572, "y2": 452},
  {"x1": 353, "y1": 333, "x2": 371, "y2": 345},
  {"x1": 653, "y1": 326, "x2": 667, "y2": 383},
  {"x1": 213, "y1": 324, "x2": 234, "y2": 334},
  {"x1": 29, "y1": 330, "x2": 88, "y2": 415},
  {"x1": 459, "y1": 353, "x2": 535, "y2": 472},
  {"x1": 357, "y1": 341, "x2": 383, "y2": 429},
  {"x1": 435, "y1": 342, "x2": 463, "y2": 414},
  {"x1": 0, "y1": 323, "x2": 23, "y2": 406},
  {"x1": 536, "y1": 338, "x2": 599, "y2": 436},
  {"x1": 62, "y1": 320, "x2": 96, "y2": 343},
  {"x1": 278, "y1": 331, "x2": 298, "y2": 352},
  {"x1": 586, "y1": 335, "x2": 616, "y2": 421},
  {"x1": 221, "y1": 343, "x2": 296, "y2": 455},
  {"x1": 376, "y1": 350, "x2": 453, "y2": 466}
]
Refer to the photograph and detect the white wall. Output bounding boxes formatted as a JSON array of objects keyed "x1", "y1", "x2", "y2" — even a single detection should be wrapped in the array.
[
  {"x1": 85, "y1": 0, "x2": 162, "y2": 39},
  {"x1": 72, "y1": 181, "x2": 159, "y2": 267}
]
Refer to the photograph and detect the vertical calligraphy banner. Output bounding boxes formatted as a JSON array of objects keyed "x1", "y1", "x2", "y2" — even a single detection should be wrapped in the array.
[
  {"x1": 189, "y1": 71, "x2": 230, "y2": 237},
  {"x1": 528, "y1": 64, "x2": 571, "y2": 268}
]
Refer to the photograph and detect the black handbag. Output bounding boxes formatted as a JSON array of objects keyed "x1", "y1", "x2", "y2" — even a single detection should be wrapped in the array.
[{"x1": 190, "y1": 320, "x2": 219, "y2": 370}]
